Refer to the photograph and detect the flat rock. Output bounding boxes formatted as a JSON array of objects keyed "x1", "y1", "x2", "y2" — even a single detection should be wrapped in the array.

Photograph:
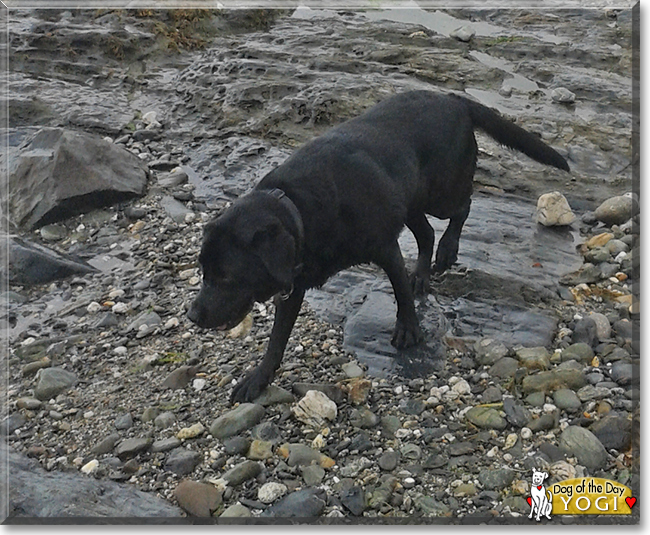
[
  {"x1": 478, "y1": 468, "x2": 516, "y2": 490},
  {"x1": 522, "y1": 368, "x2": 586, "y2": 394},
  {"x1": 209, "y1": 403, "x2": 265, "y2": 440},
  {"x1": 115, "y1": 438, "x2": 152, "y2": 460},
  {"x1": 465, "y1": 406, "x2": 507, "y2": 430},
  {"x1": 1, "y1": 442, "x2": 182, "y2": 518},
  {"x1": 260, "y1": 488, "x2": 326, "y2": 518},
  {"x1": 488, "y1": 357, "x2": 519, "y2": 379},
  {"x1": 559, "y1": 425, "x2": 608, "y2": 470},
  {"x1": 4, "y1": 236, "x2": 97, "y2": 286},
  {"x1": 160, "y1": 195, "x2": 192, "y2": 224},
  {"x1": 220, "y1": 503, "x2": 252, "y2": 518},
  {"x1": 589, "y1": 416, "x2": 632, "y2": 451}
]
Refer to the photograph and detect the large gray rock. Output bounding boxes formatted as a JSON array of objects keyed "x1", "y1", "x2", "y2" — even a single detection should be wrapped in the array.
[
  {"x1": 559, "y1": 425, "x2": 608, "y2": 470},
  {"x1": 7, "y1": 128, "x2": 148, "y2": 229},
  {"x1": 594, "y1": 194, "x2": 639, "y2": 226},
  {"x1": 1, "y1": 442, "x2": 183, "y2": 518},
  {"x1": 34, "y1": 367, "x2": 78, "y2": 401},
  {"x1": 2, "y1": 236, "x2": 97, "y2": 286}
]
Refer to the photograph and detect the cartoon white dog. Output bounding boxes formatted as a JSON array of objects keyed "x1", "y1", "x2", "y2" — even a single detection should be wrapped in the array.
[{"x1": 529, "y1": 468, "x2": 553, "y2": 521}]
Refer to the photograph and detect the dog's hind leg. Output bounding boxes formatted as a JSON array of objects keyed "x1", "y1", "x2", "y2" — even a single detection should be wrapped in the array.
[
  {"x1": 434, "y1": 199, "x2": 471, "y2": 273},
  {"x1": 376, "y1": 241, "x2": 424, "y2": 349},
  {"x1": 406, "y1": 212, "x2": 435, "y2": 296},
  {"x1": 230, "y1": 288, "x2": 305, "y2": 404}
]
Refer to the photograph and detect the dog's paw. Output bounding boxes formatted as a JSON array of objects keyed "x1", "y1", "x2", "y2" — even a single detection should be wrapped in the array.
[
  {"x1": 391, "y1": 319, "x2": 424, "y2": 349},
  {"x1": 410, "y1": 272, "x2": 430, "y2": 296},
  {"x1": 230, "y1": 367, "x2": 273, "y2": 404},
  {"x1": 434, "y1": 246, "x2": 458, "y2": 273}
]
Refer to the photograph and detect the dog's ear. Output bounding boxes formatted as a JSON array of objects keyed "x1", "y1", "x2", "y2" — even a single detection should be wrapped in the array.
[
  {"x1": 542, "y1": 472, "x2": 548, "y2": 480},
  {"x1": 249, "y1": 221, "x2": 297, "y2": 292}
]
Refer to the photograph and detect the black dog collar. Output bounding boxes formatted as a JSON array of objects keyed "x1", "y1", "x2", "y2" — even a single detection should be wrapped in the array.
[{"x1": 265, "y1": 188, "x2": 305, "y2": 280}]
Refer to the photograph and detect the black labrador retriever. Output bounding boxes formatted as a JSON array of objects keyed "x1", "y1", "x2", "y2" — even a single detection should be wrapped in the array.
[{"x1": 187, "y1": 90, "x2": 570, "y2": 403}]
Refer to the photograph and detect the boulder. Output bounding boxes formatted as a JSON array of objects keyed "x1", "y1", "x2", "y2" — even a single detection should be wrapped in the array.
[{"x1": 7, "y1": 128, "x2": 148, "y2": 229}]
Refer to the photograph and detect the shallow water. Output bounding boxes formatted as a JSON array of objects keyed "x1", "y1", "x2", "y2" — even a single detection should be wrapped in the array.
[{"x1": 306, "y1": 190, "x2": 582, "y2": 378}]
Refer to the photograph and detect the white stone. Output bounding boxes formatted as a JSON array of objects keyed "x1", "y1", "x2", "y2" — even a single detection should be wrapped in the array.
[
  {"x1": 551, "y1": 87, "x2": 576, "y2": 103},
  {"x1": 81, "y1": 459, "x2": 99, "y2": 474},
  {"x1": 292, "y1": 390, "x2": 337, "y2": 428},
  {"x1": 258, "y1": 482, "x2": 288, "y2": 504},
  {"x1": 87, "y1": 302, "x2": 102, "y2": 314},
  {"x1": 535, "y1": 191, "x2": 576, "y2": 226},
  {"x1": 451, "y1": 379, "x2": 471, "y2": 395}
]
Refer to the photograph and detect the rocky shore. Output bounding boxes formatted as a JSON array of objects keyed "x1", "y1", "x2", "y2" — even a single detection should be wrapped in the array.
[{"x1": 2, "y1": 6, "x2": 638, "y2": 523}]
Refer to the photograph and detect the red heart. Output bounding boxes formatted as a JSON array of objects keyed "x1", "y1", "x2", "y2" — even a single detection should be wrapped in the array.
[
  {"x1": 527, "y1": 497, "x2": 532, "y2": 506},
  {"x1": 625, "y1": 497, "x2": 637, "y2": 509},
  {"x1": 537, "y1": 485, "x2": 542, "y2": 490}
]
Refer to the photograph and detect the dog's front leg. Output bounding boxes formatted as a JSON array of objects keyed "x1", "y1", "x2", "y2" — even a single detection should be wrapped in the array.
[
  {"x1": 376, "y1": 241, "x2": 424, "y2": 349},
  {"x1": 230, "y1": 288, "x2": 305, "y2": 404}
]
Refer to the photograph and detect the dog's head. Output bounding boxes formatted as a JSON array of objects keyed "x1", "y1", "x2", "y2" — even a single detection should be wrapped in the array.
[
  {"x1": 531, "y1": 468, "x2": 548, "y2": 486},
  {"x1": 187, "y1": 192, "x2": 299, "y2": 330}
]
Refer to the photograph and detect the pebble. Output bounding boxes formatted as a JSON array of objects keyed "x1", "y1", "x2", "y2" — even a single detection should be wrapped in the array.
[
  {"x1": 475, "y1": 338, "x2": 509, "y2": 366},
  {"x1": 165, "y1": 448, "x2": 203, "y2": 476},
  {"x1": 522, "y1": 368, "x2": 586, "y2": 394},
  {"x1": 561, "y1": 343, "x2": 594, "y2": 363},
  {"x1": 478, "y1": 468, "x2": 515, "y2": 490},
  {"x1": 161, "y1": 365, "x2": 199, "y2": 389},
  {"x1": 258, "y1": 482, "x2": 288, "y2": 504},
  {"x1": 92, "y1": 433, "x2": 120, "y2": 455},
  {"x1": 114, "y1": 412, "x2": 133, "y2": 430},
  {"x1": 220, "y1": 503, "x2": 252, "y2": 518},
  {"x1": 260, "y1": 488, "x2": 326, "y2": 518},
  {"x1": 174, "y1": 480, "x2": 222, "y2": 517},
  {"x1": 247, "y1": 440, "x2": 273, "y2": 460},
  {"x1": 551, "y1": 87, "x2": 576, "y2": 103},
  {"x1": 253, "y1": 385, "x2": 294, "y2": 406},
  {"x1": 115, "y1": 438, "x2": 152, "y2": 460},
  {"x1": 301, "y1": 465, "x2": 325, "y2": 486},
  {"x1": 209, "y1": 403, "x2": 265, "y2": 440},
  {"x1": 154, "y1": 411, "x2": 176, "y2": 429},
  {"x1": 552, "y1": 388, "x2": 582, "y2": 410},
  {"x1": 341, "y1": 362, "x2": 364, "y2": 378},
  {"x1": 378, "y1": 450, "x2": 400, "y2": 471},
  {"x1": 176, "y1": 422, "x2": 205, "y2": 439},
  {"x1": 222, "y1": 461, "x2": 263, "y2": 487},
  {"x1": 80, "y1": 459, "x2": 99, "y2": 475},
  {"x1": 151, "y1": 437, "x2": 182, "y2": 453},
  {"x1": 588, "y1": 415, "x2": 631, "y2": 451},
  {"x1": 465, "y1": 406, "x2": 507, "y2": 430}
]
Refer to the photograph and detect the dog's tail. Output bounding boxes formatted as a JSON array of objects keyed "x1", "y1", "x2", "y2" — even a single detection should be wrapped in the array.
[{"x1": 461, "y1": 96, "x2": 570, "y2": 172}]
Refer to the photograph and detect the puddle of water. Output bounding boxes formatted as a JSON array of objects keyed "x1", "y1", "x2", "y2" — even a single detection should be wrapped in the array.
[
  {"x1": 307, "y1": 191, "x2": 582, "y2": 379},
  {"x1": 363, "y1": 1, "x2": 505, "y2": 38}
]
